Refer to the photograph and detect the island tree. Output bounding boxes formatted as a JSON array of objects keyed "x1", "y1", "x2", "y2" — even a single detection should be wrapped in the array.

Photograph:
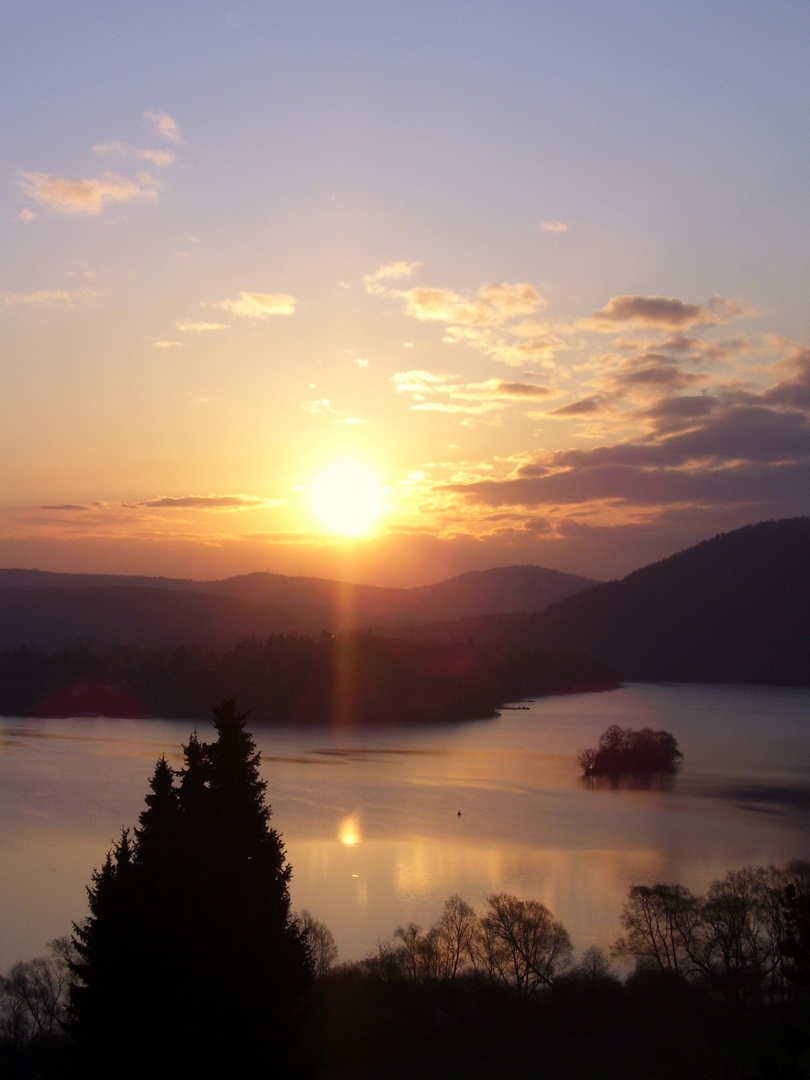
[{"x1": 578, "y1": 724, "x2": 682, "y2": 778}]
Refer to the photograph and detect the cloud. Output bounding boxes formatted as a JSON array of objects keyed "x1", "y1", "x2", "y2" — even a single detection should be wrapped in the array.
[
  {"x1": 5, "y1": 289, "x2": 72, "y2": 307},
  {"x1": 301, "y1": 399, "x2": 335, "y2": 415},
  {"x1": 392, "y1": 370, "x2": 551, "y2": 415},
  {"x1": 494, "y1": 381, "x2": 552, "y2": 398},
  {"x1": 445, "y1": 398, "x2": 810, "y2": 518},
  {"x1": 15, "y1": 208, "x2": 37, "y2": 222},
  {"x1": 541, "y1": 221, "x2": 568, "y2": 233},
  {"x1": 548, "y1": 396, "x2": 608, "y2": 417},
  {"x1": 152, "y1": 340, "x2": 184, "y2": 349},
  {"x1": 763, "y1": 347, "x2": 810, "y2": 411},
  {"x1": 367, "y1": 267, "x2": 557, "y2": 367},
  {"x1": 215, "y1": 292, "x2": 296, "y2": 318},
  {"x1": 94, "y1": 142, "x2": 176, "y2": 167},
  {"x1": 609, "y1": 356, "x2": 708, "y2": 396},
  {"x1": 363, "y1": 261, "x2": 422, "y2": 293},
  {"x1": 411, "y1": 401, "x2": 504, "y2": 415},
  {"x1": 477, "y1": 283, "x2": 545, "y2": 317},
  {"x1": 391, "y1": 370, "x2": 461, "y2": 399},
  {"x1": 588, "y1": 294, "x2": 746, "y2": 331},
  {"x1": 4, "y1": 287, "x2": 100, "y2": 308},
  {"x1": 398, "y1": 282, "x2": 543, "y2": 327},
  {"x1": 176, "y1": 320, "x2": 228, "y2": 332},
  {"x1": 473, "y1": 331, "x2": 563, "y2": 368},
  {"x1": 139, "y1": 495, "x2": 266, "y2": 510},
  {"x1": 397, "y1": 287, "x2": 485, "y2": 325},
  {"x1": 19, "y1": 171, "x2": 159, "y2": 215},
  {"x1": 143, "y1": 111, "x2": 183, "y2": 144}
]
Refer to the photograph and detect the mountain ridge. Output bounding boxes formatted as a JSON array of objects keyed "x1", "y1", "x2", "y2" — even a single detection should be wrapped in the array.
[
  {"x1": 401, "y1": 518, "x2": 810, "y2": 687},
  {"x1": 0, "y1": 564, "x2": 597, "y2": 650}
]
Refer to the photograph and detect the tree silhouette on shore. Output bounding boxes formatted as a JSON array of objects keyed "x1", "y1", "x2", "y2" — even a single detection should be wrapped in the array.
[{"x1": 68, "y1": 699, "x2": 313, "y2": 1079}]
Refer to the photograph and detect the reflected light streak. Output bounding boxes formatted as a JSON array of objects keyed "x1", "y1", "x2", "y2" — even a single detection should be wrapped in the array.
[{"x1": 339, "y1": 813, "x2": 361, "y2": 846}]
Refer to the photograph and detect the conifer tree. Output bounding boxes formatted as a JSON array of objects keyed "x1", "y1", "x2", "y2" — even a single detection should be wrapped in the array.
[{"x1": 68, "y1": 699, "x2": 313, "y2": 1079}]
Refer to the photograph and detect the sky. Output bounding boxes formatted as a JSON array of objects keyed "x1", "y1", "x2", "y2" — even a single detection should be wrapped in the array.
[{"x1": 2, "y1": 1, "x2": 809, "y2": 587}]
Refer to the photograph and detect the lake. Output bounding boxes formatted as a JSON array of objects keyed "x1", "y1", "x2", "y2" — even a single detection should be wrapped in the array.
[{"x1": 1, "y1": 682, "x2": 809, "y2": 972}]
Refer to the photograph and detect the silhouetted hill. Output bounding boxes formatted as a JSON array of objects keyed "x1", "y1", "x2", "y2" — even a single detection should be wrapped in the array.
[
  {"x1": 0, "y1": 565, "x2": 596, "y2": 650},
  {"x1": 409, "y1": 519, "x2": 810, "y2": 687}
]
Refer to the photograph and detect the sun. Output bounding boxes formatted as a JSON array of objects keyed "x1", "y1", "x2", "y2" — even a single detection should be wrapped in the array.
[{"x1": 311, "y1": 461, "x2": 384, "y2": 536}]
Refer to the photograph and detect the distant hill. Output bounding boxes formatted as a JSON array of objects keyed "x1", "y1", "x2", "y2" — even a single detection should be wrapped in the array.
[
  {"x1": 0, "y1": 564, "x2": 597, "y2": 650},
  {"x1": 408, "y1": 518, "x2": 810, "y2": 687}
]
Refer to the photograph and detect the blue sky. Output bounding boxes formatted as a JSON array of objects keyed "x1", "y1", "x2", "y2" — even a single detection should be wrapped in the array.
[{"x1": 1, "y1": 2, "x2": 808, "y2": 584}]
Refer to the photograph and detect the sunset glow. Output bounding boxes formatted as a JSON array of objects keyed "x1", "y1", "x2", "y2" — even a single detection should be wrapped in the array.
[
  {"x1": 1, "y1": 5, "x2": 808, "y2": 585},
  {"x1": 311, "y1": 462, "x2": 384, "y2": 537}
]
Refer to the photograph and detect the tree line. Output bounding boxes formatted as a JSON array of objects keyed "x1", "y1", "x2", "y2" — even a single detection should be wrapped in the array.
[
  {"x1": 0, "y1": 631, "x2": 618, "y2": 725},
  {"x1": 6, "y1": 864, "x2": 808, "y2": 1077}
]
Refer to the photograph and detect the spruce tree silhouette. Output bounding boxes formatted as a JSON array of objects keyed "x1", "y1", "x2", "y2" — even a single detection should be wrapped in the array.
[{"x1": 69, "y1": 699, "x2": 313, "y2": 1079}]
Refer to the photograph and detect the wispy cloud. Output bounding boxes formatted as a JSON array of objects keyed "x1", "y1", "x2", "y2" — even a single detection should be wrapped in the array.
[
  {"x1": 4, "y1": 287, "x2": 100, "y2": 307},
  {"x1": 392, "y1": 370, "x2": 551, "y2": 415},
  {"x1": 5, "y1": 289, "x2": 72, "y2": 307},
  {"x1": 41, "y1": 504, "x2": 91, "y2": 512},
  {"x1": 138, "y1": 495, "x2": 268, "y2": 510},
  {"x1": 143, "y1": 111, "x2": 184, "y2": 144},
  {"x1": 39, "y1": 494, "x2": 273, "y2": 516},
  {"x1": 301, "y1": 399, "x2": 335, "y2": 415},
  {"x1": 94, "y1": 142, "x2": 176, "y2": 167},
  {"x1": 19, "y1": 171, "x2": 159, "y2": 216},
  {"x1": 495, "y1": 381, "x2": 553, "y2": 398},
  {"x1": 363, "y1": 261, "x2": 422, "y2": 294},
  {"x1": 541, "y1": 221, "x2": 568, "y2": 233},
  {"x1": 215, "y1": 292, "x2": 297, "y2": 318},
  {"x1": 176, "y1": 320, "x2": 228, "y2": 332}
]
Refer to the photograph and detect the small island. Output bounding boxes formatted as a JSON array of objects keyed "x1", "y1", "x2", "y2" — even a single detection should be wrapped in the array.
[{"x1": 578, "y1": 724, "x2": 682, "y2": 778}]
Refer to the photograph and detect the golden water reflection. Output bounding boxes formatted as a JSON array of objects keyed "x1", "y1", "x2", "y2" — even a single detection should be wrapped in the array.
[
  {"x1": 338, "y1": 814, "x2": 361, "y2": 846},
  {"x1": 285, "y1": 834, "x2": 692, "y2": 963}
]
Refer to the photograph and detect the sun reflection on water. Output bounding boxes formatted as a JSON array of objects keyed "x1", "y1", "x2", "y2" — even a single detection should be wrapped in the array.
[{"x1": 339, "y1": 814, "x2": 361, "y2": 846}]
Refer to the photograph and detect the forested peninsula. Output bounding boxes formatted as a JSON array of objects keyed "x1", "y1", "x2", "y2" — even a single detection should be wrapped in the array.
[{"x1": 0, "y1": 632, "x2": 618, "y2": 725}]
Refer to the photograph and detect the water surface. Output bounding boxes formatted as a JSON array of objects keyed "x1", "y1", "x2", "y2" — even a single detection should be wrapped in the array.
[{"x1": 1, "y1": 683, "x2": 808, "y2": 970}]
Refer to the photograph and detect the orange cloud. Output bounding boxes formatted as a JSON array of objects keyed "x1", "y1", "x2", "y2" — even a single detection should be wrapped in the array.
[
  {"x1": 215, "y1": 292, "x2": 297, "y2": 318},
  {"x1": 363, "y1": 261, "x2": 422, "y2": 293},
  {"x1": 19, "y1": 171, "x2": 159, "y2": 215},
  {"x1": 176, "y1": 321, "x2": 228, "y2": 332}
]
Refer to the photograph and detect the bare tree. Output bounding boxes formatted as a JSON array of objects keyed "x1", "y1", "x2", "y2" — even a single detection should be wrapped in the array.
[
  {"x1": 574, "y1": 945, "x2": 614, "y2": 985},
  {"x1": 393, "y1": 922, "x2": 427, "y2": 980},
  {"x1": 363, "y1": 937, "x2": 406, "y2": 981},
  {"x1": 436, "y1": 894, "x2": 477, "y2": 979},
  {"x1": 0, "y1": 937, "x2": 74, "y2": 1047},
  {"x1": 613, "y1": 883, "x2": 700, "y2": 977},
  {"x1": 686, "y1": 867, "x2": 785, "y2": 1006},
  {"x1": 294, "y1": 910, "x2": 338, "y2": 978},
  {"x1": 475, "y1": 893, "x2": 572, "y2": 993}
]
